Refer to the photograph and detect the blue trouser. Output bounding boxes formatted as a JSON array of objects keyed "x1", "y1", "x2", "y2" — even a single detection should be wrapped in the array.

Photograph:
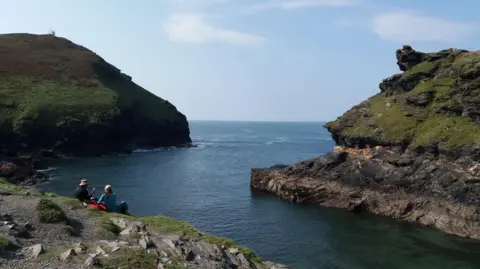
[{"x1": 115, "y1": 201, "x2": 128, "y2": 213}]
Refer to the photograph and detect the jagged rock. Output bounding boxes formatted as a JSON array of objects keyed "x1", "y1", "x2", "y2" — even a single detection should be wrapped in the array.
[
  {"x1": 23, "y1": 244, "x2": 43, "y2": 259},
  {"x1": 84, "y1": 255, "x2": 100, "y2": 267},
  {"x1": 1, "y1": 213, "x2": 13, "y2": 221},
  {"x1": 96, "y1": 246, "x2": 107, "y2": 256},
  {"x1": 110, "y1": 217, "x2": 127, "y2": 229},
  {"x1": 139, "y1": 235, "x2": 152, "y2": 249},
  {"x1": 74, "y1": 242, "x2": 87, "y2": 254},
  {"x1": 228, "y1": 247, "x2": 240, "y2": 255},
  {"x1": 119, "y1": 221, "x2": 147, "y2": 236},
  {"x1": 23, "y1": 221, "x2": 32, "y2": 230},
  {"x1": 59, "y1": 248, "x2": 76, "y2": 261},
  {"x1": 0, "y1": 33, "x2": 192, "y2": 158},
  {"x1": 396, "y1": 45, "x2": 426, "y2": 71},
  {"x1": 252, "y1": 46, "x2": 480, "y2": 241}
]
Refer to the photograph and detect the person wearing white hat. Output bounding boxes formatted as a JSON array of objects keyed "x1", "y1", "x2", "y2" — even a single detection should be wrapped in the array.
[
  {"x1": 97, "y1": 185, "x2": 128, "y2": 213},
  {"x1": 97, "y1": 185, "x2": 117, "y2": 212},
  {"x1": 73, "y1": 179, "x2": 95, "y2": 203}
]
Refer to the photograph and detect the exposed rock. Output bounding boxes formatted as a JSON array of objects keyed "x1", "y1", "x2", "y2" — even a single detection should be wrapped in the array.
[
  {"x1": 0, "y1": 33, "x2": 192, "y2": 158},
  {"x1": 59, "y1": 248, "x2": 76, "y2": 261},
  {"x1": 139, "y1": 235, "x2": 152, "y2": 249},
  {"x1": 252, "y1": 46, "x2": 480, "y2": 240},
  {"x1": 23, "y1": 244, "x2": 43, "y2": 259},
  {"x1": 1, "y1": 213, "x2": 13, "y2": 221},
  {"x1": 95, "y1": 246, "x2": 107, "y2": 256},
  {"x1": 74, "y1": 242, "x2": 87, "y2": 254},
  {"x1": 84, "y1": 255, "x2": 100, "y2": 267}
]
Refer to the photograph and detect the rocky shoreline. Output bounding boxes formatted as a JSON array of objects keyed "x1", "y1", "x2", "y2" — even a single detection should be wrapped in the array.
[
  {"x1": 251, "y1": 46, "x2": 480, "y2": 240},
  {"x1": 0, "y1": 179, "x2": 287, "y2": 269}
]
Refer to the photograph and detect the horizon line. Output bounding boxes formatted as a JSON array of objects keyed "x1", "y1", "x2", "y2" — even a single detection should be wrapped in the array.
[{"x1": 188, "y1": 119, "x2": 329, "y2": 123}]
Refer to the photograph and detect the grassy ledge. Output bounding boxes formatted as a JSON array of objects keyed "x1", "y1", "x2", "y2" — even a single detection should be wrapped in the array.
[
  {"x1": 0, "y1": 178, "x2": 262, "y2": 264},
  {"x1": 329, "y1": 49, "x2": 480, "y2": 149}
]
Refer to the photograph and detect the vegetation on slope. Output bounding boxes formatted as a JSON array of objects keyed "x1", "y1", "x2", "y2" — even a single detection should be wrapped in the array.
[
  {"x1": 325, "y1": 46, "x2": 480, "y2": 150},
  {"x1": 0, "y1": 178, "x2": 262, "y2": 264},
  {"x1": 0, "y1": 33, "x2": 190, "y2": 155}
]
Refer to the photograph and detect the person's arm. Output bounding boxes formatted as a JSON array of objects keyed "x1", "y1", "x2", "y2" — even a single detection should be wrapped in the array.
[
  {"x1": 97, "y1": 194, "x2": 105, "y2": 204},
  {"x1": 89, "y1": 188, "x2": 96, "y2": 198}
]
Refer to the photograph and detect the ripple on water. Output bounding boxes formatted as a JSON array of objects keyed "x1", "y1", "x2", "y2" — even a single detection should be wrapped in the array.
[{"x1": 36, "y1": 121, "x2": 480, "y2": 269}]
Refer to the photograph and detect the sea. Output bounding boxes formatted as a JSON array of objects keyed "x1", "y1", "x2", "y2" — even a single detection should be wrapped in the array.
[{"x1": 37, "y1": 121, "x2": 480, "y2": 269}]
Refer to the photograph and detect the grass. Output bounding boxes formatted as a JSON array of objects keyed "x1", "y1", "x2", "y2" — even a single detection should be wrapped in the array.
[
  {"x1": 0, "y1": 179, "x2": 263, "y2": 265},
  {"x1": 0, "y1": 236, "x2": 17, "y2": 257},
  {"x1": 0, "y1": 33, "x2": 190, "y2": 152},
  {"x1": 87, "y1": 209, "x2": 263, "y2": 263},
  {"x1": 402, "y1": 61, "x2": 437, "y2": 78},
  {"x1": 97, "y1": 248, "x2": 157, "y2": 269},
  {"x1": 330, "y1": 49, "x2": 480, "y2": 149},
  {"x1": 139, "y1": 215, "x2": 262, "y2": 263},
  {"x1": 36, "y1": 198, "x2": 70, "y2": 224}
]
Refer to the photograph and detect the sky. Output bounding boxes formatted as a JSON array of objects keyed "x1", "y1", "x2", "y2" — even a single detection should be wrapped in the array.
[{"x1": 1, "y1": 0, "x2": 479, "y2": 122}]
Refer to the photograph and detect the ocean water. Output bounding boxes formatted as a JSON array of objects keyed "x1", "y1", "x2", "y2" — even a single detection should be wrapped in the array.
[{"x1": 37, "y1": 121, "x2": 480, "y2": 269}]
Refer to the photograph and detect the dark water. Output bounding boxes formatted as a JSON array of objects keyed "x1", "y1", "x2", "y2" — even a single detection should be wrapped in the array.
[{"x1": 37, "y1": 121, "x2": 480, "y2": 269}]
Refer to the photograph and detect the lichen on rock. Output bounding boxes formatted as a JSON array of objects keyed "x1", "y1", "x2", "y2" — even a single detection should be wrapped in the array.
[
  {"x1": 326, "y1": 45, "x2": 480, "y2": 153},
  {"x1": 251, "y1": 46, "x2": 480, "y2": 240}
]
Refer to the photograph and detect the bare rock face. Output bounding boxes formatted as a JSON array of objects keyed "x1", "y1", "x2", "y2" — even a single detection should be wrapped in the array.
[
  {"x1": 251, "y1": 46, "x2": 480, "y2": 241},
  {"x1": 107, "y1": 217, "x2": 289, "y2": 269},
  {"x1": 23, "y1": 244, "x2": 43, "y2": 259}
]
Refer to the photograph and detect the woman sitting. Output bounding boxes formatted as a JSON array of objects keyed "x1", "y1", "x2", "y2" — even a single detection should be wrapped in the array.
[{"x1": 97, "y1": 185, "x2": 128, "y2": 214}]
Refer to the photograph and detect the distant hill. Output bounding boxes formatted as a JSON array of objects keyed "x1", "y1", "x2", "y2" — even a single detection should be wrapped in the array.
[{"x1": 0, "y1": 33, "x2": 191, "y2": 157}]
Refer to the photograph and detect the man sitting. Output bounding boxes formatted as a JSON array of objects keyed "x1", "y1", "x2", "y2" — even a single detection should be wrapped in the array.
[{"x1": 73, "y1": 179, "x2": 95, "y2": 205}]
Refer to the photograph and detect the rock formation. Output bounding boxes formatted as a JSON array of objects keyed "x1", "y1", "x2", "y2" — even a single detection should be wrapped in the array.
[
  {"x1": 0, "y1": 180, "x2": 287, "y2": 268},
  {"x1": 0, "y1": 33, "x2": 192, "y2": 184},
  {"x1": 0, "y1": 33, "x2": 191, "y2": 158},
  {"x1": 251, "y1": 46, "x2": 480, "y2": 239}
]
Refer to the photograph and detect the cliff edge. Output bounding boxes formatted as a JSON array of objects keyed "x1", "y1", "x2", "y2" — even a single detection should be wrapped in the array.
[
  {"x1": 0, "y1": 179, "x2": 287, "y2": 269},
  {"x1": 0, "y1": 33, "x2": 191, "y2": 158},
  {"x1": 251, "y1": 46, "x2": 480, "y2": 240}
]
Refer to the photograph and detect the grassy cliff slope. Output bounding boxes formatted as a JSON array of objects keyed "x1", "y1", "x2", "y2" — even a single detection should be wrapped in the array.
[
  {"x1": 325, "y1": 45, "x2": 480, "y2": 155},
  {"x1": 0, "y1": 33, "x2": 191, "y2": 157}
]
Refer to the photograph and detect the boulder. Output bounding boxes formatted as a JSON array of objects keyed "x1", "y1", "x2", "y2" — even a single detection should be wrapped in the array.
[
  {"x1": 59, "y1": 248, "x2": 76, "y2": 261},
  {"x1": 23, "y1": 244, "x2": 43, "y2": 259}
]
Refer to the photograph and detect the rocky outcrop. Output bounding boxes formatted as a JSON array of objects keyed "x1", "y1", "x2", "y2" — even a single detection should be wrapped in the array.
[
  {"x1": 0, "y1": 182, "x2": 287, "y2": 269},
  {"x1": 251, "y1": 46, "x2": 480, "y2": 240},
  {"x1": 0, "y1": 33, "x2": 192, "y2": 158}
]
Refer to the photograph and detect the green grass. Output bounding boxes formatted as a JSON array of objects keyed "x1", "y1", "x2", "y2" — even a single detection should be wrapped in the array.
[
  {"x1": 330, "y1": 50, "x2": 480, "y2": 149},
  {"x1": 0, "y1": 236, "x2": 18, "y2": 257},
  {"x1": 97, "y1": 248, "x2": 157, "y2": 269},
  {"x1": 0, "y1": 73, "x2": 189, "y2": 151},
  {"x1": 0, "y1": 76, "x2": 119, "y2": 135},
  {"x1": 36, "y1": 198, "x2": 70, "y2": 224},
  {"x1": 0, "y1": 179, "x2": 262, "y2": 264},
  {"x1": 139, "y1": 215, "x2": 262, "y2": 263},
  {"x1": 86, "y1": 210, "x2": 262, "y2": 263},
  {"x1": 402, "y1": 61, "x2": 437, "y2": 78}
]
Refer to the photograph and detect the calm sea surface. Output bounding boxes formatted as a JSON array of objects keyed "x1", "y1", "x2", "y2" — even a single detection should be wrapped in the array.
[{"x1": 37, "y1": 121, "x2": 480, "y2": 269}]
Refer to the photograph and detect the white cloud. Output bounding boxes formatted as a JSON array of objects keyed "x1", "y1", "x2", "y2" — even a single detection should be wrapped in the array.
[
  {"x1": 372, "y1": 11, "x2": 478, "y2": 43},
  {"x1": 168, "y1": 0, "x2": 228, "y2": 5},
  {"x1": 163, "y1": 13, "x2": 266, "y2": 45},
  {"x1": 245, "y1": 0, "x2": 356, "y2": 13}
]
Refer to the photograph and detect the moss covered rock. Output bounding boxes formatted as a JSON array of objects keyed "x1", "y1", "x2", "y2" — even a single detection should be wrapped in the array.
[
  {"x1": 325, "y1": 46, "x2": 480, "y2": 154},
  {"x1": 0, "y1": 33, "x2": 191, "y2": 157}
]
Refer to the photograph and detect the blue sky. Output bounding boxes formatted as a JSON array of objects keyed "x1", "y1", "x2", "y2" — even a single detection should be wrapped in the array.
[{"x1": 1, "y1": 0, "x2": 479, "y2": 121}]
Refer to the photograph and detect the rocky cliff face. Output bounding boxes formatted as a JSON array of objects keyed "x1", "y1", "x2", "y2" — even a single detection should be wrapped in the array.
[
  {"x1": 0, "y1": 33, "x2": 191, "y2": 159},
  {"x1": 251, "y1": 46, "x2": 480, "y2": 240}
]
